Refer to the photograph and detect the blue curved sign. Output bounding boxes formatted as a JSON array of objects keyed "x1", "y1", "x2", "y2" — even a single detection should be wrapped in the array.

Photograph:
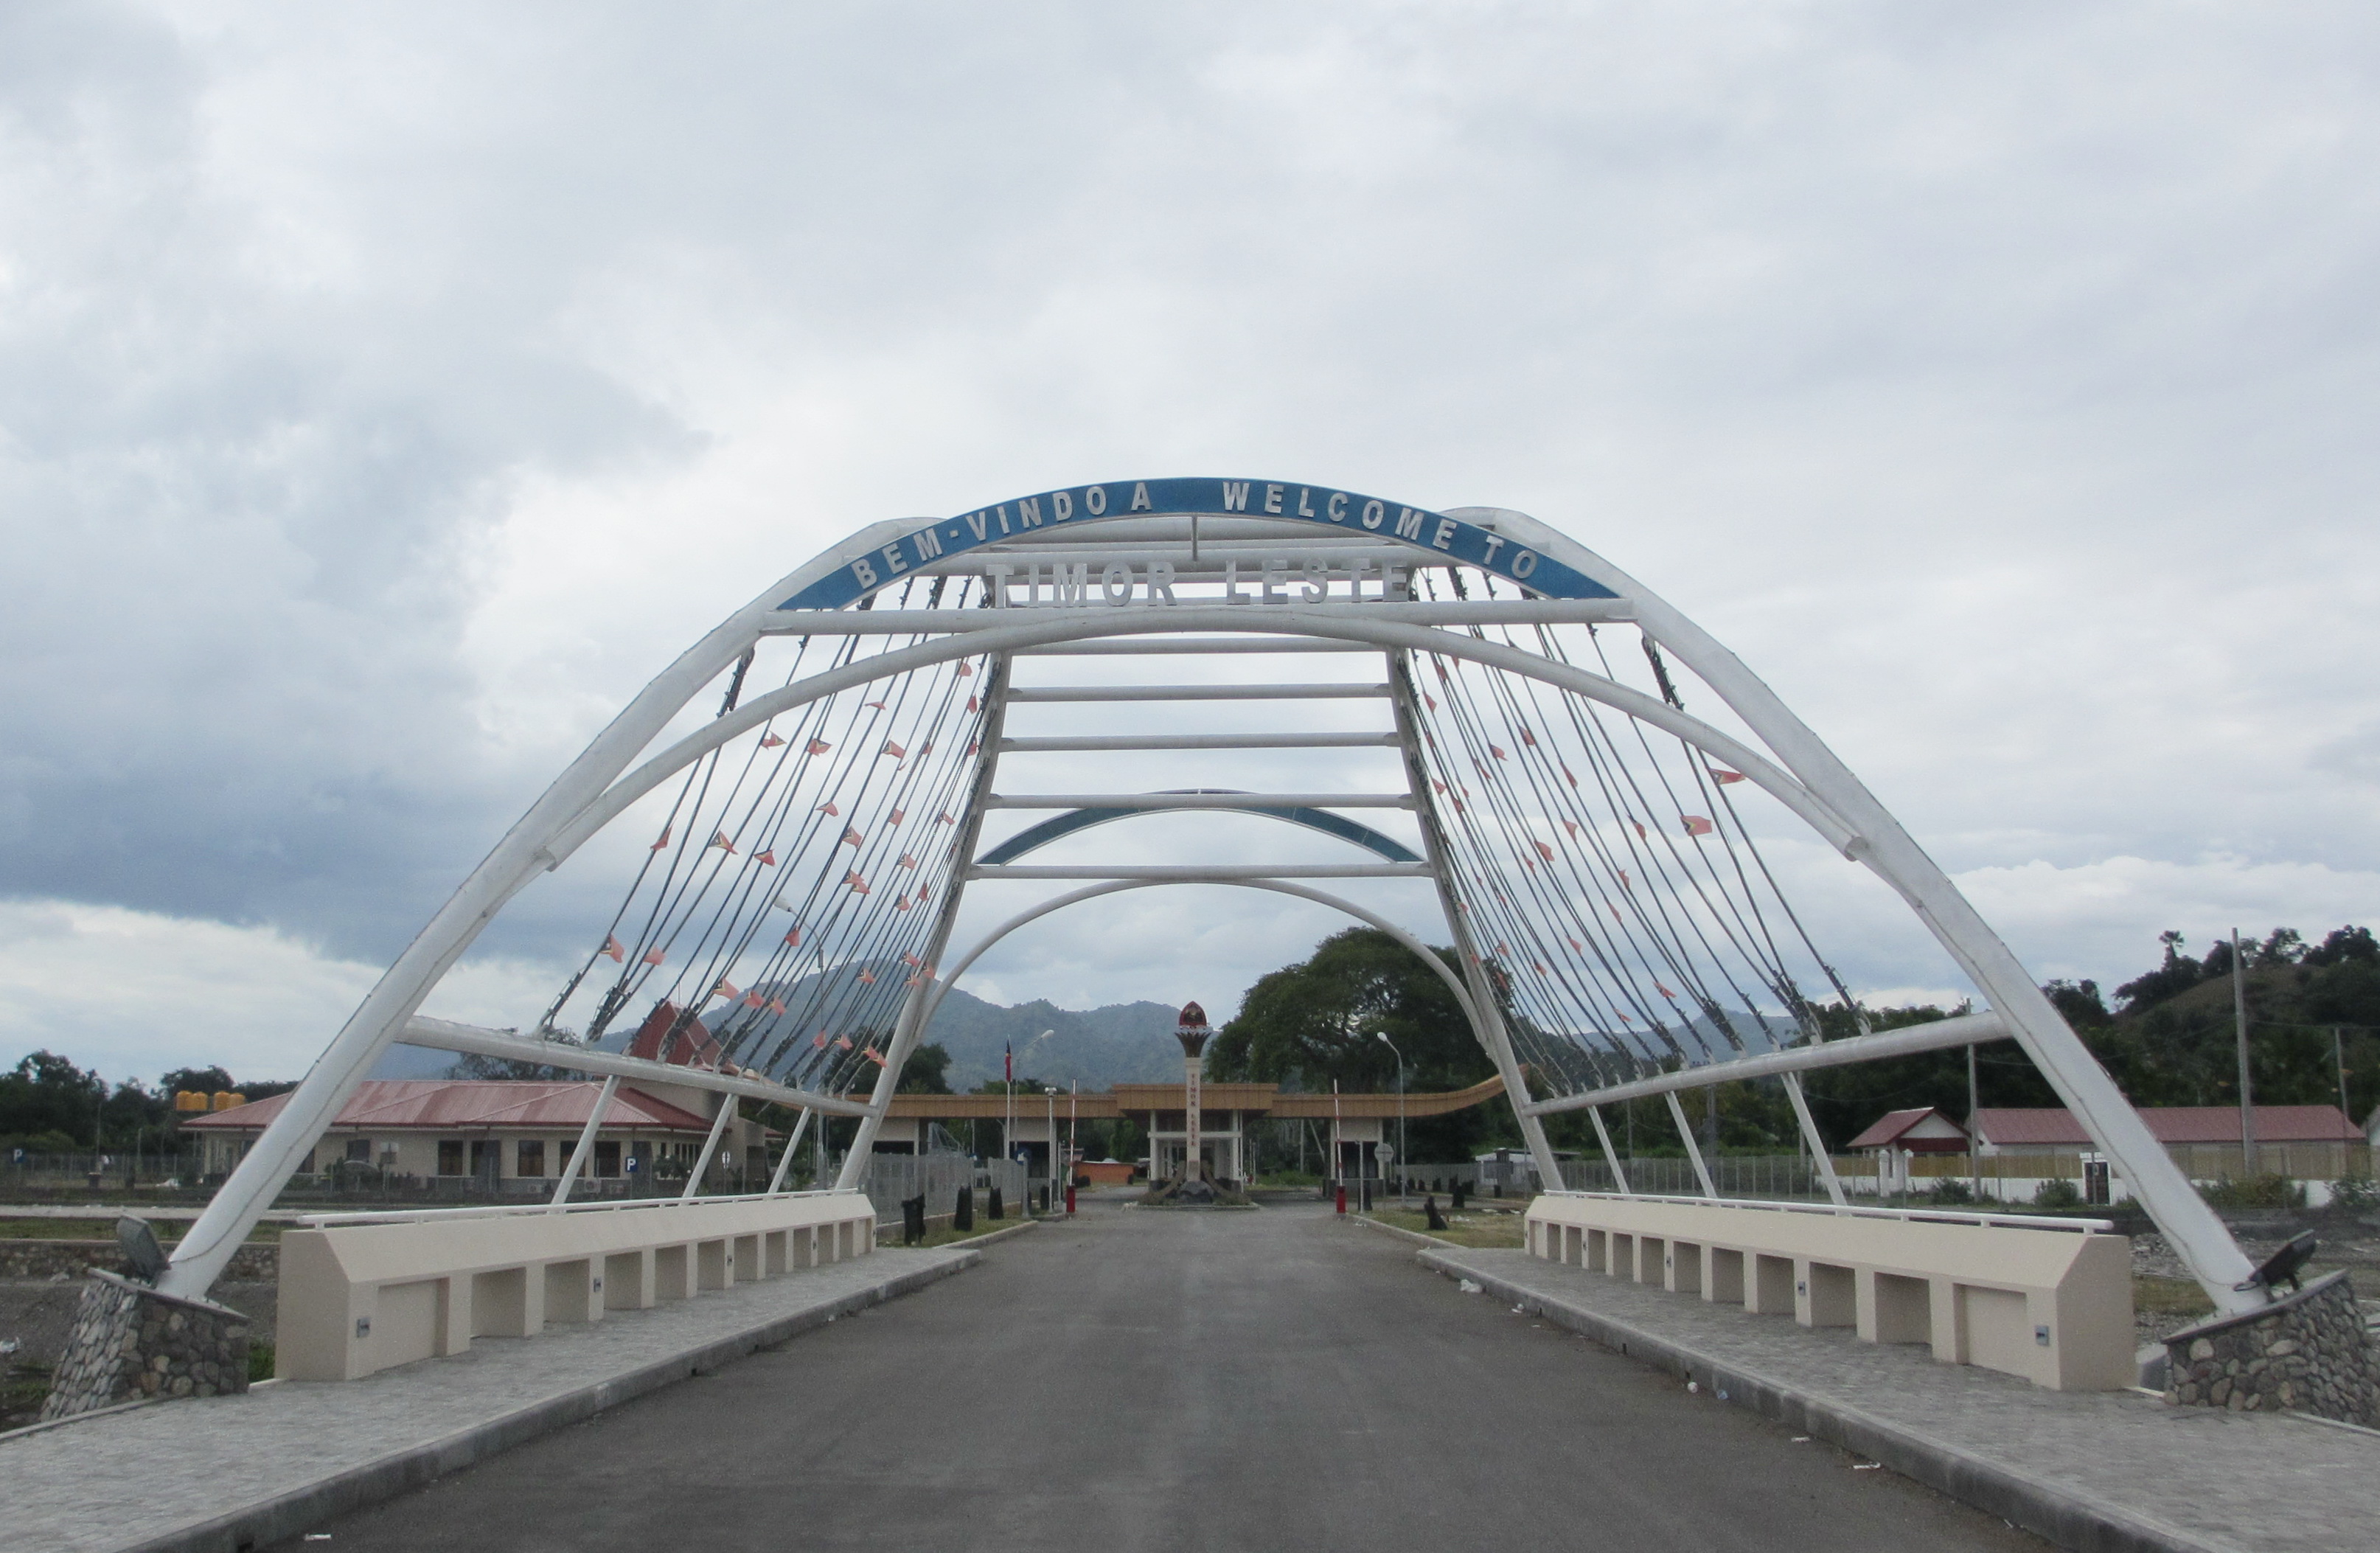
[{"x1": 776, "y1": 477, "x2": 1615, "y2": 611}]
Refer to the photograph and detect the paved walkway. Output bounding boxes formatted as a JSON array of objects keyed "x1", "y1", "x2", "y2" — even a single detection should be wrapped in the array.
[
  {"x1": 1, "y1": 1242, "x2": 983, "y2": 1553},
  {"x1": 1419, "y1": 1242, "x2": 2377, "y2": 1553},
  {"x1": 260, "y1": 1200, "x2": 2041, "y2": 1553}
]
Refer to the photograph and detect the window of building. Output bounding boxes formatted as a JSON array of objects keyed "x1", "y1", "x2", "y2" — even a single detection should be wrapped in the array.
[
  {"x1": 593, "y1": 1140, "x2": 620, "y2": 1178},
  {"x1": 470, "y1": 1139, "x2": 501, "y2": 1179},
  {"x1": 345, "y1": 1139, "x2": 372, "y2": 1164},
  {"x1": 437, "y1": 1139, "x2": 464, "y2": 1175},
  {"x1": 517, "y1": 1139, "x2": 546, "y2": 1178}
]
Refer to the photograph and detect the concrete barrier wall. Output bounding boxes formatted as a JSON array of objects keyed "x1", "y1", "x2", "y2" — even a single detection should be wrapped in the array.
[
  {"x1": 276, "y1": 1190, "x2": 875, "y2": 1381},
  {"x1": 1523, "y1": 1192, "x2": 2134, "y2": 1391}
]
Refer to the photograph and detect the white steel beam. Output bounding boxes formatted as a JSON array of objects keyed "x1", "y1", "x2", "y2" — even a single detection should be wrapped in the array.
[
  {"x1": 756, "y1": 600, "x2": 1638, "y2": 634},
  {"x1": 965, "y1": 864, "x2": 1433, "y2": 880},
  {"x1": 1383, "y1": 651, "x2": 1570, "y2": 1194},
  {"x1": 836, "y1": 653, "x2": 1019, "y2": 1186},
  {"x1": 679, "y1": 1092, "x2": 739, "y2": 1200},
  {"x1": 765, "y1": 1108, "x2": 814, "y2": 1194},
  {"x1": 1016, "y1": 638, "x2": 1375, "y2": 656},
  {"x1": 1006, "y1": 683, "x2": 1390, "y2": 702},
  {"x1": 1667, "y1": 1090, "x2": 1719, "y2": 1199},
  {"x1": 1782, "y1": 1073, "x2": 1849, "y2": 1207},
  {"x1": 984, "y1": 793, "x2": 1415, "y2": 810},
  {"x1": 1458, "y1": 501, "x2": 2266, "y2": 1307},
  {"x1": 397, "y1": 1016, "x2": 874, "y2": 1116},
  {"x1": 1587, "y1": 1106, "x2": 1632, "y2": 1196},
  {"x1": 915, "y1": 878, "x2": 1483, "y2": 1040},
  {"x1": 1001, "y1": 733, "x2": 1399, "y2": 751},
  {"x1": 550, "y1": 1074, "x2": 617, "y2": 1209},
  {"x1": 557, "y1": 609, "x2": 1863, "y2": 866},
  {"x1": 1523, "y1": 1012, "x2": 2013, "y2": 1113}
]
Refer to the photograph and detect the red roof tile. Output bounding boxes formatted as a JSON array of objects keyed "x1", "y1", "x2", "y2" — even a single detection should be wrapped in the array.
[
  {"x1": 181, "y1": 1080, "x2": 711, "y2": 1134},
  {"x1": 1846, "y1": 1107, "x2": 1968, "y2": 1150}
]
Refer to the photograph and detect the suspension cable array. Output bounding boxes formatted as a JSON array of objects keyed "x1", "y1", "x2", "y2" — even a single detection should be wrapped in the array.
[{"x1": 150, "y1": 477, "x2": 2272, "y2": 1317}]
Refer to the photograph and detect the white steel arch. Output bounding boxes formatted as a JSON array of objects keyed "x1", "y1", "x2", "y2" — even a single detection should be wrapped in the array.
[{"x1": 158, "y1": 479, "x2": 2266, "y2": 1313}]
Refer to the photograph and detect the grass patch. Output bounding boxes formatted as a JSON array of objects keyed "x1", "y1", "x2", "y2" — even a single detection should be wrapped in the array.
[
  {"x1": 3, "y1": 1359, "x2": 52, "y2": 1430},
  {"x1": 1367, "y1": 1206, "x2": 1528, "y2": 1249},
  {"x1": 247, "y1": 1340, "x2": 276, "y2": 1384},
  {"x1": 0, "y1": 1219, "x2": 280, "y2": 1242},
  {"x1": 2134, "y1": 1274, "x2": 2216, "y2": 1323}
]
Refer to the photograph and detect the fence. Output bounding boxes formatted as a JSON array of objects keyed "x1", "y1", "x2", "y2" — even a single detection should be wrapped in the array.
[
  {"x1": 3, "y1": 1150, "x2": 206, "y2": 1191},
  {"x1": 856, "y1": 1155, "x2": 1029, "y2": 1226},
  {"x1": 1382, "y1": 1156, "x2": 1837, "y2": 1201}
]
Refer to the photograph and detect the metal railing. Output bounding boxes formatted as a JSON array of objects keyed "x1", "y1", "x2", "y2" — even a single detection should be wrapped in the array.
[
  {"x1": 291, "y1": 1187, "x2": 856, "y2": 1229},
  {"x1": 1539, "y1": 1187, "x2": 2116, "y2": 1234}
]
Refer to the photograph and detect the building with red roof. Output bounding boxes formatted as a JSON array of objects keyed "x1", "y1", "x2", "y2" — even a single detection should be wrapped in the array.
[
  {"x1": 181, "y1": 1080, "x2": 770, "y2": 1192},
  {"x1": 1846, "y1": 1103, "x2": 2370, "y2": 1202}
]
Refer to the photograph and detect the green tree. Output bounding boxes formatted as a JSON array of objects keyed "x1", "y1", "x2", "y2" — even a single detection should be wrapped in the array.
[
  {"x1": 897, "y1": 1042, "x2": 953, "y2": 1094},
  {"x1": 1207, "y1": 928, "x2": 1495, "y2": 1163},
  {"x1": 1, "y1": 1051, "x2": 108, "y2": 1146}
]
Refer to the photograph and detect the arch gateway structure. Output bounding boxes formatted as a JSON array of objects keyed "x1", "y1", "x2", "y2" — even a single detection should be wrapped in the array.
[{"x1": 161, "y1": 478, "x2": 2269, "y2": 1314}]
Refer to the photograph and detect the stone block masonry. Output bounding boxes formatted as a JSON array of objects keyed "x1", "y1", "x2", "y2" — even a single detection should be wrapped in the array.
[
  {"x1": 37, "y1": 1270, "x2": 251, "y2": 1422},
  {"x1": 2163, "y1": 1270, "x2": 2377, "y2": 1425}
]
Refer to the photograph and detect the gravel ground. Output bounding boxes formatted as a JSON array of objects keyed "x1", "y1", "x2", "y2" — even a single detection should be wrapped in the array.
[
  {"x1": 2126, "y1": 1212, "x2": 2380, "y2": 1344},
  {"x1": 0, "y1": 1278, "x2": 278, "y2": 1426}
]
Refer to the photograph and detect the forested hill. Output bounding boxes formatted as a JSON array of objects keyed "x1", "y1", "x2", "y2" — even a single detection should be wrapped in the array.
[{"x1": 1790, "y1": 925, "x2": 2380, "y2": 1150}]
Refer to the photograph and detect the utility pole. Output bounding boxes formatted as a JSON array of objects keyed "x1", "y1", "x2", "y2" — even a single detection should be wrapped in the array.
[
  {"x1": 2232, "y1": 928, "x2": 2256, "y2": 1177},
  {"x1": 2334, "y1": 1028, "x2": 2352, "y2": 1128},
  {"x1": 1968, "y1": 1043, "x2": 1981, "y2": 1203}
]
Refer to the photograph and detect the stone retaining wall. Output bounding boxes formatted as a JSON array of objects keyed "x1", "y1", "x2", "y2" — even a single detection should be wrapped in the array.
[
  {"x1": 0, "y1": 1240, "x2": 277, "y2": 1282},
  {"x1": 38, "y1": 1270, "x2": 251, "y2": 1421},
  {"x1": 2163, "y1": 1270, "x2": 2378, "y2": 1425}
]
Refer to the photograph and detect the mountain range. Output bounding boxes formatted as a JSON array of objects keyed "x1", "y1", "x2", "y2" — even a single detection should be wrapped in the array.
[{"x1": 369, "y1": 974, "x2": 1189, "y2": 1092}]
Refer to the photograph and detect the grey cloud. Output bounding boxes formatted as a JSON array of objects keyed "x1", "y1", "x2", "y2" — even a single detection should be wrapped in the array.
[{"x1": 3, "y1": 2, "x2": 2377, "y2": 1038}]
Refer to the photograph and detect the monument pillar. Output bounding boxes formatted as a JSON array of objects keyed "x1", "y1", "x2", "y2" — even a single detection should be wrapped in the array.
[{"x1": 1176, "y1": 1002, "x2": 1211, "y2": 1185}]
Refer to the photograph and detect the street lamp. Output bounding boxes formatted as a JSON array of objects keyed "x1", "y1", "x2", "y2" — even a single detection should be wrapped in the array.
[
  {"x1": 1009, "y1": 1029, "x2": 1054, "y2": 1203},
  {"x1": 1045, "y1": 1087, "x2": 1059, "y2": 1213},
  {"x1": 1374, "y1": 1032, "x2": 1406, "y2": 1203}
]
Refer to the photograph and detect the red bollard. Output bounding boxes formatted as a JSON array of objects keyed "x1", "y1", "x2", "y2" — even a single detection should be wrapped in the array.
[
  {"x1": 1335, "y1": 1184, "x2": 1347, "y2": 1215},
  {"x1": 1065, "y1": 1184, "x2": 1076, "y2": 1215}
]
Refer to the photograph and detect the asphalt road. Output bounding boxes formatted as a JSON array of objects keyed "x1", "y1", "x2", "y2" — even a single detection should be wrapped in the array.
[{"x1": 274, "y1": 1198, "x2": 2042, "y2": 1552}]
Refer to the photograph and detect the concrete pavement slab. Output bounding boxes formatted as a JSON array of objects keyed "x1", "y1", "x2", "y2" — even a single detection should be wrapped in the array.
[
  {"x1": 1, "y1": 1244, "x2": 981, "y2": 1553},
  {"x1": 1422, "y1": 1245, "x2": 2378, "y2": 1553}
]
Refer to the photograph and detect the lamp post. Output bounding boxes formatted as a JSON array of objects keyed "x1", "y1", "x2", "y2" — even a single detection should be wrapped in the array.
[
  {"x1": 1011, "y1": 1028, "x2": 1052, "y2": 1205},
  {"x1": 1044, "y1": 1087, "x2": 1059, "y2": 1213},
  {"x1": 1375, "y1": 1032, "x2": 1406, "y2": 1203}
]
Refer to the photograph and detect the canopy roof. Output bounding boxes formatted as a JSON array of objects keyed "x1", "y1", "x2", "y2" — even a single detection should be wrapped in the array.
[
  {"x1": 883, "y1": 1075, "x2": 1504, "y2": 1122},
  {"x1": 181, "y1": 1080, "x2": 712, "y2": 1135}
]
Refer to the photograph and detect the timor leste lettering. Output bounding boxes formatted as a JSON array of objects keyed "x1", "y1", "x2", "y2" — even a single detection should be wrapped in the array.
[
  {"x1": 800, "y1": 478, "x2": 1580, "y2": 611},
  {"x1": 980, "y1": 553, "x2": 1411, "y2": 608}
]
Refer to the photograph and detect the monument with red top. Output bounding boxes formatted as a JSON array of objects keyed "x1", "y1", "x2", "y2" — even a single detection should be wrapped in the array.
[{"x1": 1175, "y1": 1001, "x2": 1213, "y2": 1201}]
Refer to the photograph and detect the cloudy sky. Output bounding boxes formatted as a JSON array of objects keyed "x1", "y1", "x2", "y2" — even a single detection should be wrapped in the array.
[{"x1": 4, "y1": 2, "x2": 2376, "y2": 1085}]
